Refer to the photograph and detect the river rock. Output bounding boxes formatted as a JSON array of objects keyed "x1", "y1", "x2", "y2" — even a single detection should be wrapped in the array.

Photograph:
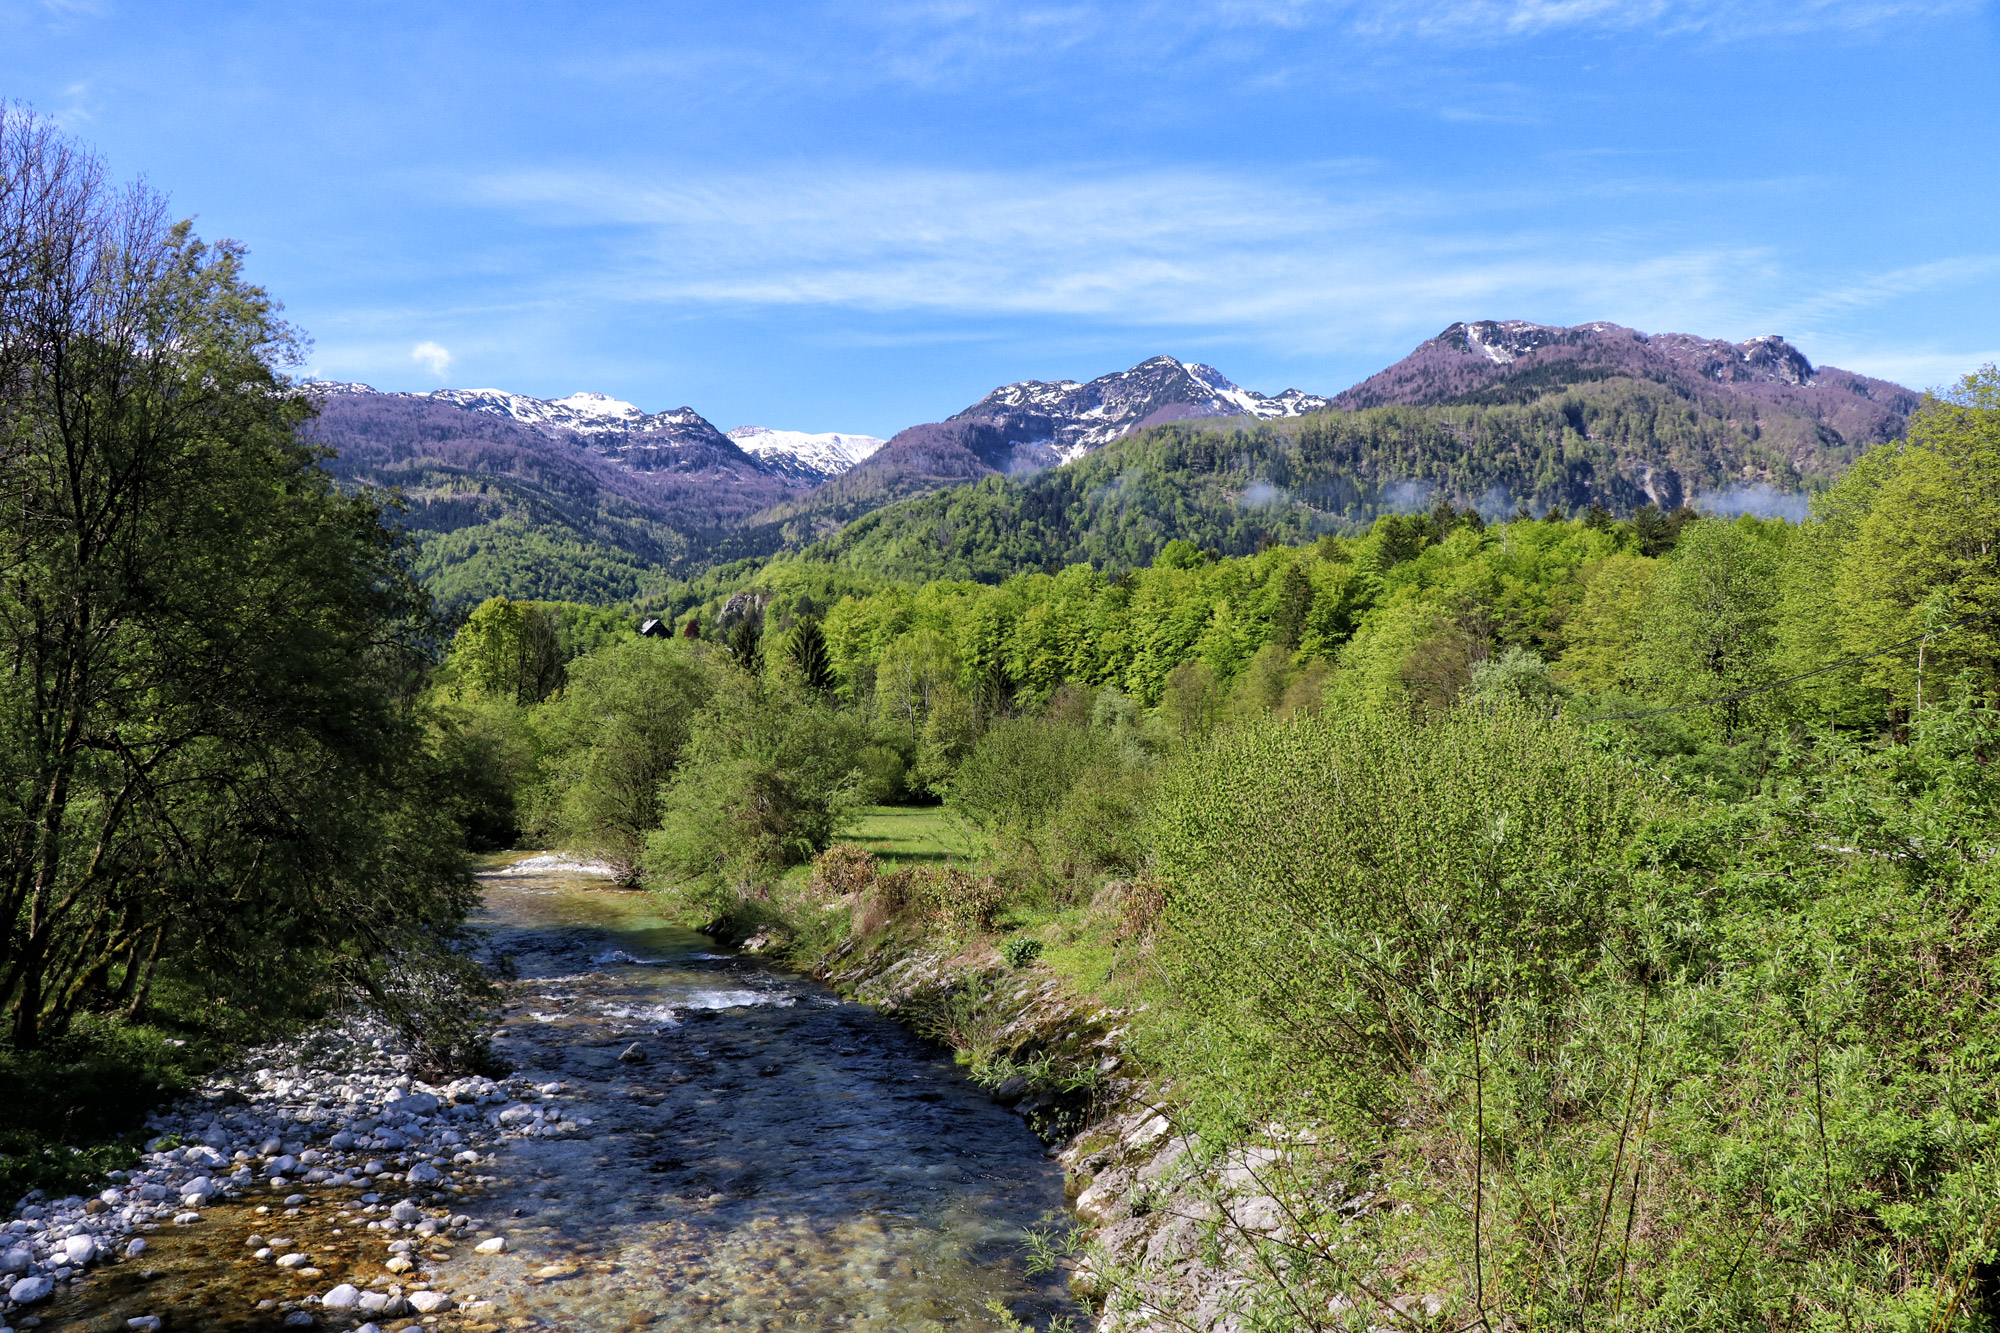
[
  {"x1": 321, "y1": 1283, "x2": 361, "y2": 1308},
  {"x1": 124, "y1": 1238, "x2": 147, "y2": 1258},
  {"x1": 8, "y1": 1274, "x2": 54, "y2": 1303},
  {"x1": 392, "y1": 1092, "x2": 440, "y2": 1117},
  {"x1": 282, "y1": 1310, "x2": 314, "y2": 1327},
  {"x1": 406, "y1": 1163, "x2": 442, "y2": 1185},
  {"x1": 63, "y1": 1234, "x2": 98, "y2": 1265},
  {"x1": 128, "y1": 1316, "x2": 164, "y2": 1332},
  {"x1": 270, "y1": 1154, "x2": 300, "y2": 1175},
  {"x1": 617, "y1": 1043, "x2": 646, "y2": 1064},
  {"x1": 474, "y1": 1236, "x2": 506, "y2": 1254},
  {"x1": 1, "y1": 1246, "x2": 30, "y2": 1274},
  {"x1": 407, "y1": 1291, "x2": 454, "y2": 1314},
  {"x1": 276, "y1": 1252, "x2": 308, "y2": 1268},
  {"x1": 390, "y1": 1201, "x2": 423, "y2": 1224}
]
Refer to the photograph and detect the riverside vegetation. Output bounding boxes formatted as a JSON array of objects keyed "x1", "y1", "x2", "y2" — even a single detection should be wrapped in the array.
[
  {"x1": 428, "y1": 367, "x2": 2000, "y2": 1328},
  {"x1": 0, "y1": 112, "x2": 501, "y2": 1205}
]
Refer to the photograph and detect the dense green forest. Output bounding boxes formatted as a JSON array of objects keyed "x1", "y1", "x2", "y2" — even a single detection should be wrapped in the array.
[
  {"x1": 780, "y1": 378, "x2": 1824, "y2": 585},
  {"x1": 437, "y1": 364, "x2": 2000, "y2": 1327},
  {"x1": 0, "y1": 110, "x2": 498, "y2": 1196}
]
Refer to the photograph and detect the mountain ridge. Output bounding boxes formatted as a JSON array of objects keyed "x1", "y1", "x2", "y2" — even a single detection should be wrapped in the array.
[{"x1": 302, "y1": 324, "x2": 1922, "y2": 607}]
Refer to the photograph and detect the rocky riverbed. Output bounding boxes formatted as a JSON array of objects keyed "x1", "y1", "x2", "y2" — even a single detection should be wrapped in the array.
[{"x1": 4, "y1": 856, "x2": 1079, "y2": 1332}]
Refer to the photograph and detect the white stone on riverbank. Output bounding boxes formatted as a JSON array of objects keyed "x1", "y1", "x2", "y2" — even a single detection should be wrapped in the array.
[{"x1": 0, "y1": 1008, "x2": 588, "y2": 1322}]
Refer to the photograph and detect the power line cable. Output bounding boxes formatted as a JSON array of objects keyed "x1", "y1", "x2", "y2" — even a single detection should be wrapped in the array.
[{"x1": 1574, "y1": 615, "x2": 1981, "y2": 723}]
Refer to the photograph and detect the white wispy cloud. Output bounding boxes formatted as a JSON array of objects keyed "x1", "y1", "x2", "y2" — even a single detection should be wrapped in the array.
[
  {"x1": 410, "y1": 341, "x2": 454, "y2": 377},
  {"x1": 1760, "y1": 256, "x2": 2000, "y2": 328},
  {"x1": 470, "y1": 162, "x2": 1826, "y2": 355},
  {"x1": 859, "y1": 0, "x2": 1974, "y2": 55},
  {"x1": 1807, "y1": 346, "x2": 2000, "y2": 392},
  {"x1": 1324, "y1": 0, "x2": 1973, "y2": 39}
]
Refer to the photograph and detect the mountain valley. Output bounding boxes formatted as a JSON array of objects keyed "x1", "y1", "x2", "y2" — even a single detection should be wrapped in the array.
[{"x1": 309, "y1": 324, "x2": 1919, "y2": 608}]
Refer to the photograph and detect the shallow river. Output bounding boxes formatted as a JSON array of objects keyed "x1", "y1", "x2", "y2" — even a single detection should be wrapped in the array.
[{"x1": 42, "y1": 859, "x2": 1079, "y2": 1332}]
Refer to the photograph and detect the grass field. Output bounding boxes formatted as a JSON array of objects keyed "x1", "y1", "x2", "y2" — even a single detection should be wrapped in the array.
[{"x1": 841, "y1": 804, "x2": 972, "y2": 867}]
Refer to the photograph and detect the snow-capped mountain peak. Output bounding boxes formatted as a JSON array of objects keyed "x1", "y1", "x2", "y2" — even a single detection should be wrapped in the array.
[
  {"x1": 550, "y1": 391, "x2": 646, "y2": 423},
  {"x1": 952, "y1": 354, "x2": 1332, "y2": 462},
  {"x1": 726, "y1": 426, "x2": 886, "y2": 482}
]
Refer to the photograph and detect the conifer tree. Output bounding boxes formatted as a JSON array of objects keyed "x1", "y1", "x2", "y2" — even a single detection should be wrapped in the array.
[{"x1": 787, "y1": 617, "x2": 837, "y2": 696}]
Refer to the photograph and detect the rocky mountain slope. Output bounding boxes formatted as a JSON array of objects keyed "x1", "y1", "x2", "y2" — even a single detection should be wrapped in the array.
[
  {"x1": 725, "y1": 426, "x2": 886, "y2": 482},
  {"x1": 949, "y1": 354, "x2": 1332, "y2": 464},
  {"x1": 731, "y1": 356, "x2": 1337, "y2": 551},
  {"x1": 1335, "y1": 321, "x2": 1916, "y2": 463}
]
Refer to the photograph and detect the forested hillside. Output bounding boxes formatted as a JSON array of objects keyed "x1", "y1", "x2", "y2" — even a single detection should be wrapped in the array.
[
  {"x1": 309, "y1": 392, "x2": 810, "y2": 606},
  {"x1": 633, "y1": 369, "x2": 1877, "y2": 612}
]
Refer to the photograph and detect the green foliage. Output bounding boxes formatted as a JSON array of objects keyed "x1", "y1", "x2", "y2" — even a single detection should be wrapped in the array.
[
  {"x1": 999, "y1": 935, "x2": 1044, "y2": 969},
  {"x1": 1468, "y1": 643, "x2": 1563, "y2": 707},
  {"x1": 645, "y1": 674, "x2": 869, "y2": 907},
  {"x1": 1107, "y1": 686, "x2": 2000, "y2": 1329},
  {"x1": 785, "y1": 616, "x2": 837, "y2": 695},
  {"x1": 1151, "y1": 704, "x2": 1651, "y2": 1109},
  {"x1": 414, "y1": 516, "x2": 675, "y2": 609},
  {"x1": 1638, "y1": 517, "x2": 1788, "y2": 735},
  {"x1": 948, "y1": 717, "x2": 1114, "y2": 842},
  {"x1": 0, "y1": 113, "x2": 497, "y2": 1188},
  {"x1": 445, "y1": 597, "x2": 567, "y2": 703},
  {"x1": 0, "y1": 1015, "x2": 206, "y2": 1201},
  {"x1": 1829, "y1": 367, "x2": 2000, "y2": 707},
  {"x1": 528, "y1": 637, "x2": 719, "y2": 871}
]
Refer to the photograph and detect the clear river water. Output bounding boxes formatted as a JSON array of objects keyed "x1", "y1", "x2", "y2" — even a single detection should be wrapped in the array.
[{"x1": 38, "y1": 857, "x2": 1079, "y2": 1332}]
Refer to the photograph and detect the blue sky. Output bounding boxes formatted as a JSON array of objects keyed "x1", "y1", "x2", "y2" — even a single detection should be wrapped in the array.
[{"x1": 4, "y1": 0, "x2": 1995, "y2": 437}]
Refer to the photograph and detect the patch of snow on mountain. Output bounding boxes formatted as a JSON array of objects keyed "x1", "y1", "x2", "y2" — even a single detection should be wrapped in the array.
[
  {"x1": 726, "y1": 426, "x2": 885, "y2": 479},
  {"x1": 428, "y1": 388, "x2": 672, "y2": 436},
  {"x1": 952, "y1": 355, "x2": 1333, "y2": 459},
  {"x1": 551, "y1": 391, "x2": 647, "y2": 423}
]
